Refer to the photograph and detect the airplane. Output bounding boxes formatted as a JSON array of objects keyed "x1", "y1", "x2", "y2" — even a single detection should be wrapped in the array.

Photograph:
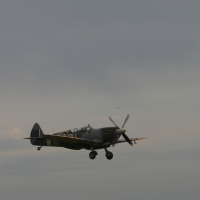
[{"x1": 24, "y1": 114, "x2": 147, "y2": 160}]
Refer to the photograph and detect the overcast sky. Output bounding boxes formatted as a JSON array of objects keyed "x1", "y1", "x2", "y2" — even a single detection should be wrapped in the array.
[{"x1": 0, "y1": 1, "x2": 200, "y2": 200}]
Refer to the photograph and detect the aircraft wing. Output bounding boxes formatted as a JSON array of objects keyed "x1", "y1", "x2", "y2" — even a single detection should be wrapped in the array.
[
  {"x1": 43, "y1": 135, "x2": 102, "y2": 145},
  {"x1": 115, "y1": 137, "x2": 147, "y2": 144}
]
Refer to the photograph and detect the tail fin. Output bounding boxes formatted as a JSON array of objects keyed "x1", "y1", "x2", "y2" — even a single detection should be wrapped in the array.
[
  {"x1": 30, "y1": 123, "x2": 44, "y2": 138},
  {"x1": 24, "y1": 123, "x2": 46, "y2": 146}
]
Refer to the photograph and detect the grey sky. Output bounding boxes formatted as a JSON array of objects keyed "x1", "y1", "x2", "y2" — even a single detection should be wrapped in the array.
[{"x1": 0, "y1": 1, "x2": 200, "y2": 200}]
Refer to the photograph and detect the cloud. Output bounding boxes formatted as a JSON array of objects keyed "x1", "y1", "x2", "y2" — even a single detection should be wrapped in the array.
[{"x1": 0, "y1": 127, "x2": 26, "y2": 140}]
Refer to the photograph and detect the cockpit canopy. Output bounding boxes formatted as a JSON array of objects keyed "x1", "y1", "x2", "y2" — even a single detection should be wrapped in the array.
[{"x1": 60, "y1": 124, "x2": 93, "y2": 137}]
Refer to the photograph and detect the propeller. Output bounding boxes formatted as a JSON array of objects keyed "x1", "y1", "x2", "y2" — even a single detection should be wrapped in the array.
[
  {"x1": 122, "y1": 114, "x2": 130, "y2": 128},
  {"x1": 108, "y1": 114, "x2": 133, "y2": 146},
  {"x1": 108, "y1": 116, "x2": 119, "y2": 129}
]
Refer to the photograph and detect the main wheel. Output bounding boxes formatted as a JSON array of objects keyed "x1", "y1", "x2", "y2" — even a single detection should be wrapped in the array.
[
  {"x1": 106, "y1": 151, "x2": 113, "y2": 160},
  {"x1": 89, "y1": 151, "x2": 97, "y2": 159}
]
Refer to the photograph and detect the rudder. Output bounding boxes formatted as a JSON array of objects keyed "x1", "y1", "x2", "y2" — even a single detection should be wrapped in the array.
[{"x1": 29, "y1": 123, "x2": 46, "y2": 146}]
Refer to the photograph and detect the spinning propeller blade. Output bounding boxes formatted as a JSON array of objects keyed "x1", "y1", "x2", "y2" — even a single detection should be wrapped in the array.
[
  {"x1": 122, "y1": 114, "x2": 130, "y2": 128},
  {"x1": 109, "y1": 114, "x2": 132, "y2": 146},
  {"x1": 109, "y1": 116, "x2": 119, "y2": 129},
  {"x1": 122, "y1": 133, "x2": 133, "y2": 146}
]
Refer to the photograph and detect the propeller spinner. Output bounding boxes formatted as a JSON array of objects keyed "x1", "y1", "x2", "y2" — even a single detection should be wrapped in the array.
[{"x1": 109, "y1": 114, "x2": 133, "y2": 146}]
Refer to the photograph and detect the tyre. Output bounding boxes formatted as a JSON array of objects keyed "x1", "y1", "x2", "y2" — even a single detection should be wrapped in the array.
[
  {"x1": 106, "y1": 152, "x2": 113, "y2": 160},
  {"x1": 89, "y1": 151, "x2": 96, "y2": 159}
]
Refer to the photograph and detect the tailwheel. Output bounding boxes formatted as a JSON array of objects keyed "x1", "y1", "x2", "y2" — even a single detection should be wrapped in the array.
[
  {"x1": 37, "y1": 146, "x2": 42, "y2": 151},
  {"x1": 105, "y1": 149, "x2": 113, "y2": 160},
  {"x1": 89, "y1": 151, "x2": 97, "y2": 160}
]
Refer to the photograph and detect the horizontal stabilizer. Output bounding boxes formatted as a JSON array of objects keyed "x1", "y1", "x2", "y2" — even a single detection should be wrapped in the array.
[{"x1": 24, "y1": 137, "x2": 45, "y2": 140}]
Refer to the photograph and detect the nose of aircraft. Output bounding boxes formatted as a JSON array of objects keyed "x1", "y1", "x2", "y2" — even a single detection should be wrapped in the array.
[{"x1": 116, "y1": 128, "x2": 126, "y2": 135}]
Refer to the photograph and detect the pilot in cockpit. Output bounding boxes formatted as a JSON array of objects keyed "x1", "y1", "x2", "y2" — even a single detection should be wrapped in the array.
[{"x1": 87, "y1": 124, "x2": 93, "y2": 130}]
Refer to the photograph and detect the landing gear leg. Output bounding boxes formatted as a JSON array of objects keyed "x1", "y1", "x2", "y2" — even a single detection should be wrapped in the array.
[
  {"x1": 105, "y1": 148, "x2": 113, "y2": 160},
  {"x1": 37, "y1": 146, "x2": 42, "y2": 151},
  {"x1": 89, "y1": 148, "x2": 98, "y2": 160}
]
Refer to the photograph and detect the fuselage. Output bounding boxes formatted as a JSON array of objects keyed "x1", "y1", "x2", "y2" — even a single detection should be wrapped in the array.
[{"x1": 31, "y1": 125, "x2": 118, "y2": 150}]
